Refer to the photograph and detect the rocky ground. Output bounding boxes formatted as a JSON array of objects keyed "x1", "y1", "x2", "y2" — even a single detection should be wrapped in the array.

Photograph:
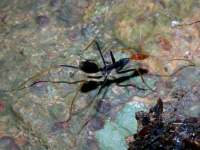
[{"x1": 0, "y1": 0, "x2": 200, "y2": 149}]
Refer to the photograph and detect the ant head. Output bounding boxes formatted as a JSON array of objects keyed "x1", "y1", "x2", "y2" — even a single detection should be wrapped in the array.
[
  {"x1": 120, "y1": 58, "x2": 130, "y2": 67},
  {"x1": 79, "y1": 60, "x2": 100, "y2": 73},
  {"x1": 122, "y1": 58, "x2": 130, "y2": 65},
  {"x1": 80, "y1": 80, "x2": 99, "y2": 93}
]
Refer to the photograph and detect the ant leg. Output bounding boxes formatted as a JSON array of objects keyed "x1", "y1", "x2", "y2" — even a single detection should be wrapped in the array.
[
  {"x1": 30, "y1": 80, "x2": 85, "y2": 87},
  {"x1": 65, "y1": 89, "x2": 79, "y2": 122},
  {"x1": 52, "y1": 89, "x2": 80, "y2": 131},
  {"x1": 9, "y1": 66, "x2": 58, "y2": 92},
  {"x1": 77, "y1": 86, "x2": 109, "y2": 134},
  {"x1": 58, "y1": 64, "x2": 80, "y2": 69},
  {"x1": 83, "y1": 37, "x2": 96, "y2": 51},
  {"x1": 84, "y1": 58, "x2": 110, "y2": 64},
  {"x1": 72, "y1": 81, "x2": 108, "y2": 120},
  {"x1": 149, "y1": 58, "x2": 196, "y2": 78},
  {"x1": 175, "y1": 20, "x2": 200, "y2": 27},
  {"x1": 110, "y1": 75, "x2": 147, "y2": 91},
  {"x1": 110, "y1": 51, "x2": 116, "y2": 64},
  {"x1": 83, "y1": 38, "x2": 109, "y2": 63},
  {"x1": 116, "y1": 68, "x2": 155, "y2": 92},
  {"x1": 117, "y1": 68, "x2": 138, "y2": 74},
  {"x1": 116, "y1": 82, "x2": 147, "y2": 91},
  {"x1": 83, "y1": 59, "x2": 96, "y2": 62},
  {"x1": 82, "y1": 38, "x2": 106, "y2": 64},
  {"x1": 135, "y1": 69, "x2": 156, "y2": 92},
  {"x1": 87, "y1": 75, "x2": 103, "y2": 79},
  {"x1": 97, "y1": 75, "x2": 108, "y2": 95}
]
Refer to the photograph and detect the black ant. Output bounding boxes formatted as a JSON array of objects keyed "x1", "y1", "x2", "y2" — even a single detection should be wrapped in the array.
[
  {"x1": 31, "y1": 39, "x2": 151, "y2": 95},
  {"x1": 13, "y1": 39, "x2": 196, "y2": 135},
  {"x1": 29, "y1": 39, "x2": 151, "y2": 133}
]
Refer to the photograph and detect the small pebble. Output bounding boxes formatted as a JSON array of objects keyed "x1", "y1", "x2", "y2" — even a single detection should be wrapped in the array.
[
  {"x1": 88, "y1": 117, "x2": 105, "y2": 131},
  {"x1": 51, "y1": 121, "x2": 69, "y2": 132},
  {"x1": 0, "y1": 136, "x2": 20, "y2": 150},
  {"x1": 171, "y1": 20, "x2": 180, "y2": 27},
  {"x1": 96, "y1": 100, "x2": 111, "y2": 114},
  {"x1": 35, "y1": 15, "x2": 49, "y2": 28},
  {"x1": 50, "y1": 0, "x2": 60, "y2": 7}
]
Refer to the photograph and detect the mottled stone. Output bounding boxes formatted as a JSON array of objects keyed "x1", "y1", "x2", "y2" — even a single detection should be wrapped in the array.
[
  {"x1": 96, "y1": 100, "x2": 111, "y2": 115},
  {"x1": 88, "y1": 116, "x2": 105, "y2": 131},
  {"x1": 0, "y1": 0, "x2": 200, "y2": 149},
  {"x1": 50, "y1": 0, "x2": 60, "y2": 7},
  {"x1": 35, "y1": 15, "x2": 49, "y2": 28},
  {"x1": 0, "y1": 136, "x2": 20, "y2": 150}
]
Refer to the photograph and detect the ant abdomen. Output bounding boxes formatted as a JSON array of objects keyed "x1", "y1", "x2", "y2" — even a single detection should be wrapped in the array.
[{"x1": 79, "y1": 60, "x2": 100, "y2": 73}]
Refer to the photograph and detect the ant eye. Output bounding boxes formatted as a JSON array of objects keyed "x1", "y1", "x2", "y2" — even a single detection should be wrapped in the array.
[
  {"x1": 79, "y1": 61, "x2": 99, "y2": 73},
  {"x1": 80, "y1": 81, "x2": 99, "y2": 93}
]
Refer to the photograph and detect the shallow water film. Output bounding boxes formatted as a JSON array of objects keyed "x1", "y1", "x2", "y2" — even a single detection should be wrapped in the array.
[{"x1": 0, "y1": 0, "x2": 200, "y2": 149}]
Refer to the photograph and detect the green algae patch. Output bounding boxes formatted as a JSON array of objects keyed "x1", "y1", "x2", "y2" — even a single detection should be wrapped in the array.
[{"x1": 96, "y1": 103, "x2": 147, "y2": 150}]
